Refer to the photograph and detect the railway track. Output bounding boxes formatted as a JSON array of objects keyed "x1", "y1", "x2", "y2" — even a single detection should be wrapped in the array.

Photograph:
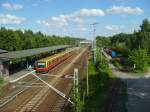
[
  {"x1": 0, "y1": 47, "x2": 88, "y2": 112},
  {"x1": 36, "y1": 48, "x2": 88, "y2": 112},
  {"x1": 0, "y1": 49, "x2": 78, "y2": 107}
]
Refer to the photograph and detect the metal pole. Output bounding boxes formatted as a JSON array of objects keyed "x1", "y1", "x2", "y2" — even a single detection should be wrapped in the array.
[
  {"x1": 90, "y1": 22, "x2": 98, "y2": 64},
  {"x1": 86, "y1": 55, "x2": 89, "y2": 96},
  {"x1": 26, "y1": 61, "x2": 28, "y2": 69}
]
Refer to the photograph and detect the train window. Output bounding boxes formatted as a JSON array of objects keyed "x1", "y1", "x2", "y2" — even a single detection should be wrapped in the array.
[{"x1": 37, "y1": 62, "x2": 45, "y2": 68}]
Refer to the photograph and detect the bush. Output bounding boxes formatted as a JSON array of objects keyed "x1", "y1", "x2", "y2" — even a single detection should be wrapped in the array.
[
  {"x1": 128, "y1": 48, "x2": 149, "y2": 72},
  {"x1": 113, "y1": 44, "x2": 131, "y2": 57},
  {"x1": 110, "y1": 59, "x2": 121, "y2": 68}
]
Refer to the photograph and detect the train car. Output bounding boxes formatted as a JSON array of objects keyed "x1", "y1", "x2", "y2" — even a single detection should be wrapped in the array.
[{"x1": 34, "y1": 49, "x2": 74, "y2": 73}]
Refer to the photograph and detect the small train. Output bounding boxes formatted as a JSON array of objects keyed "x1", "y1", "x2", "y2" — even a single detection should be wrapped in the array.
[{"x1": 34, "y1": 49, "x2": 75, "y2": 73}]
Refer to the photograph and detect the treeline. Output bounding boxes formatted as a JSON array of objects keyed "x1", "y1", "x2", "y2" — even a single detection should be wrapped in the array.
[
  {"x1": 96, "y1": 36, "x2": 111, "y2": 48},
  {"x1": 110, "y1": 19, "x2": 150, "y2": 52},
  {"x1": 97, "y1": 18, "x2": 150, "y2": 72},
  {"x1": 0, "y1": 27, "x2": 83, "y2": 51}
]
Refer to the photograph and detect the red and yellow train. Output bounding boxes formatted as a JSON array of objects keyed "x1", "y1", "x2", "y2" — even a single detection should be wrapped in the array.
[{"x1": 34, "y1": 49, "x2": 75, "y2": 73}]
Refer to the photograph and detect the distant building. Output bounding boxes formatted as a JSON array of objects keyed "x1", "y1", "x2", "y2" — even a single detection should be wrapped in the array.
[{"x1": 79, "y1": 40, "x2": 92, "y2": 46}]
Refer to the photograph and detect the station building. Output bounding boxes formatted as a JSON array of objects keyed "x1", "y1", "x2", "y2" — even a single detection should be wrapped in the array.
[{"x1": 0, "y1": 45, "x2": 70, "y2": 78}]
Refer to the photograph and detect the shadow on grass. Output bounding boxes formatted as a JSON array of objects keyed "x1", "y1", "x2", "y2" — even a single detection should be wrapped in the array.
[{"x1": 83, "y1": 71, "x2": 128, "y2": 112}]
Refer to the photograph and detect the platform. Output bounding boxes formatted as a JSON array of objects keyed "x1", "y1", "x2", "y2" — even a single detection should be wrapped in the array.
[{"x1": 9, "y1": 69, "x2": 35, "y2": 83}]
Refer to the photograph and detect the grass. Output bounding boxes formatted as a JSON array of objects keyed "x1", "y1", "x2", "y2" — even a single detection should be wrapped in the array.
[
  {"x1": 0, "y1": 77, "x2": 5, "y2": 87},
  {"x1": 110, "y1": 59, "x2": 122, "y2": 68},
  {"x1": 82, "y1": 48, "x2": 127, "y2": 112},
  {"x1": 82, "y1": 53, "x2": 115, "y2": 112},
  {"x1": 66, "y1": 47, "x2": 127, "y2": 112}
]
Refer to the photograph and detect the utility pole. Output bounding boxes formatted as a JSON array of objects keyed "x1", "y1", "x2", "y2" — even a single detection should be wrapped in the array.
[
  {"x1": 86, "y1": 52, "x2": 89, "y2": 96},
  {"x1": 73, "y1": 68, "x2": 80, "y2": 112},
  {"x1": 90, "y1": 22, "x2": 98, "y2": 64}
]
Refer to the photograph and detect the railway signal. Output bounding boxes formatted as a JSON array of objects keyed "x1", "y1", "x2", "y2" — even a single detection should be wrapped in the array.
[{"x1": 74, "y1": 68, "x2": 79, "y2": 93}]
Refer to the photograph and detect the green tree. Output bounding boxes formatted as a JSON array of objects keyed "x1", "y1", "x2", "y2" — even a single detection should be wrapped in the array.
[
  {"x1": 0, "y1": 27, "x2": 83, "y2": 51},
  {"x1": 96, "y1": 36, "x2": 111, "y2": 47},
  {"x1": 140, "y1": 19, "x2": 150, "y2": 32},
  {"x1": 128, "y1": 49, "x2": 149, "y2": 72},
  {"x1": 135, "y1": 19, "x2": 150, "y2": 50}
]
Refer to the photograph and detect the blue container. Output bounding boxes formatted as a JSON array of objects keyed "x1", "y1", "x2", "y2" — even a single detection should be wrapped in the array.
[{"x1": 111, "y1": 50, "x2": 117, "y2": 58}]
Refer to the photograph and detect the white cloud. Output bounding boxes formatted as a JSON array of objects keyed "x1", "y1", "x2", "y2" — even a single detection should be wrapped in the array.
[
  {"x1": 72, "y1": 17, "x2": 83, "y2": 23},
  {"x1": 79, "y1": 27, "x2": 87, "y2": 31},
  {"x1": 51, "y1": 15, "x2": 69, "y2": 27},
  {"x1": 105, "y1": 25, "x2": 118, "y2": 31},
  {"x1": 74, "y1": 8, "x2": 105, "y2": 17},
  {"x1": 107, "y1": 6, "x2": 144, "y2": 15},
  {"x1": 0, "y1": 14, "x2": 25, "y2": 24},
  {"x1": 1, "y1": 3, "x2": 23, "y2": 10},
  {"x1": 36, "y1": 8, "x2": 104, "y2": 28},
  {"x1": 36, "y1": 20, "x2": 49, "y2": 26},
  {"x1": 103, "y1": 24, "x2": 137, "y2": 36},
  {"x1": 105, "y1": 25, "x2": 124, "y2": 31}
]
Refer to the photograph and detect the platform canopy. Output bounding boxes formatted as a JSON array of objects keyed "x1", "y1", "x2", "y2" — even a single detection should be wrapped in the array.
[
  {"x1": 0, "y1": 49, "x2": 8, "y2": 54},
  {"x1": 0, "y1": 45, "x2": 70, "y2": 60}
]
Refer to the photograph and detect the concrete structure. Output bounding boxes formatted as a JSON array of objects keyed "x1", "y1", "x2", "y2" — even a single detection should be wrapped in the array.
[
  {"x1": 0, "y1": 45, "x2": 69, "y2": 59},
  {"x1": 0, "y1": 45, "x2": 70, "y2": 77},
  {"x1": 0, "y1": 58, "x2": 9, "y2": 77},
  {"x1": 0, "y1": 49, "x2": 8, "y2": 54}
]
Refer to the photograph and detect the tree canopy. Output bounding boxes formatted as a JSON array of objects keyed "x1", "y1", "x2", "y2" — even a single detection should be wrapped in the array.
[
  {"x1": 96, "y1": 18, "x2": 150, "y2": 72},
  {"x1": 0, "y1": 27, "x2": 83, "y2": 51}
]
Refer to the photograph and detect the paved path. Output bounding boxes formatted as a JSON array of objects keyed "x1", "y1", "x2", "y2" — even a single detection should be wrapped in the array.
[
  {"x1": 110, "y1": 64, "x2": 150, "y2": 112},
  {"x1": 102, "y1": 50, "x2": 150, "y2": 112}
]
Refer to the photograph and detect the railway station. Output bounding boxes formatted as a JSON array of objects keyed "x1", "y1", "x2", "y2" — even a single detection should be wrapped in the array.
[
  {"x1": 0, "y1": 45, "x2": 88, "y2": 111},
  {"x1": 0, "y1": 45, "x2": 70, "y2": 79},
  {"x1": 1, "y1": 0, "x2": 149, "y2": 111}
]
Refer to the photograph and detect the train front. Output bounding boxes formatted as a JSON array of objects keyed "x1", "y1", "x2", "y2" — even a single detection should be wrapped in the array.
[{"x1": 34, "y1": 61, "x2": 47, "y2": 73}]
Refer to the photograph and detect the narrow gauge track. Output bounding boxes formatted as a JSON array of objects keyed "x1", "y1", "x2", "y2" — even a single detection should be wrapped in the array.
[{"x1": 0, "y1": 47, "x2": 88, "y2": 112}]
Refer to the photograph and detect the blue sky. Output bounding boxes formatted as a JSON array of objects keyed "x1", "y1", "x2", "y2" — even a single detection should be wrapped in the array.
[{"x1": 0, "y1": 0, "x2": 150, "y2": 40}]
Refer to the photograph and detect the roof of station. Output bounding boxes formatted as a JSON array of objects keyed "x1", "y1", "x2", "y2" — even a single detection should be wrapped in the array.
[
  {"x1": 0, "y1": 45, "x2": 70, "y2": 60},
  {"x1": 0, "y1": 49, "x2": 8, "y2": 54}
]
